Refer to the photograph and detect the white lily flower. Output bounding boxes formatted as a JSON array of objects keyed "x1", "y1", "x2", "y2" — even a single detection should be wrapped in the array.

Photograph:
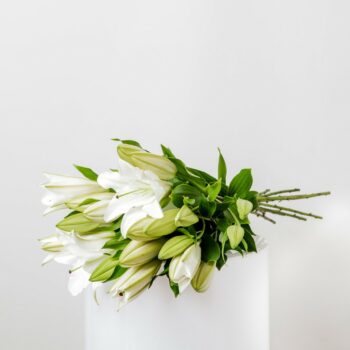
[
  {"x1": 97, "y1": 160, "x2": 171, "y2": 237},
  {"x1": 42, "y1": 173, "x2": 106, "y2": 214},
  {"x1": 40, "y1": 230, "x2": 110, "y2": 295},
  {"x1": 169, "y1": 244, "x2": 201, "y2": 294}
]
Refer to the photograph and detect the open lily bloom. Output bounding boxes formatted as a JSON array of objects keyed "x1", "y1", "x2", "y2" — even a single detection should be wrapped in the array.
[
  {"x1": 42, "y1": 173, "x2": 106, "y2": 214},
  {"x1": 40, "y1": 230, "x2": 113, "y2": 295},
  {"x1": 98, "y1": 160, "x2": 171, "y2": 237}
]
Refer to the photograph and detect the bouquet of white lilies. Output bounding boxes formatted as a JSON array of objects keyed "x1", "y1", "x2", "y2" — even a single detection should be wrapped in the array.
[{"x1": 40, "y1": 139, "x2": 330, "y2": 309}]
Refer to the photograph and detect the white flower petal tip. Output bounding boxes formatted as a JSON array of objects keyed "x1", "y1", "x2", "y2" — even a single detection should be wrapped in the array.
[{"x1": 68, "y1": 268, "x2": 91, "y2": 296}]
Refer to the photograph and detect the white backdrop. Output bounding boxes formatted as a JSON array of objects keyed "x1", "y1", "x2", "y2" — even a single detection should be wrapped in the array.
[{"x1": 1, "y1": 1, "x2": 349, "y2": 349}]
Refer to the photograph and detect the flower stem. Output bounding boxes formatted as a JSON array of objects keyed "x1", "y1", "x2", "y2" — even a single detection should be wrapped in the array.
[
  {"x1": 259, "y1": 207, "x2": 307, "y2": 221},
  {"x1": 258, "y1": 191, "x2": 331, "y2": 202},
  {"x1": 260, "y1": 203, "x2": 322, "y2": 219},
  {"x1": 252, "y1": 211, "x2": 276, "y2": 224},
  {"x1": 263, "y1": 188, "x2": 300, "y2": 196}
]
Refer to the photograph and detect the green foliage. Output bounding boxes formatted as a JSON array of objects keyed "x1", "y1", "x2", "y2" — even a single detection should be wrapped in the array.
[
  {"x1": 199, "y1": 196, "x2": 216, "y2": 217},
  {"x1": 103, "y1": 238, "x2": 130, "y2": 251},
  {"x1": 112, "y1": 138, "x2": 142, "y2": 148},
  {"x1": 228, "y1": 169, "x2": 253, "y2": 197},
  {"x1": 201, "y1": 235, "x2": 220, "y2": 262},
  {"x1": 207, "y1": 179, "x2": 222, "y2": 201},
  {"x1": 74, "y1": 164, "x2": 98, "y2": 181},
  {"x1": 217, "y1": 148, "x2": 227, "y2": 185},
  {"x1": 171, "y1": 184, "x2": 202, "y2": 207},
  {"x1": 169, "y1": 279, "x2": 180, "y2": 297}
]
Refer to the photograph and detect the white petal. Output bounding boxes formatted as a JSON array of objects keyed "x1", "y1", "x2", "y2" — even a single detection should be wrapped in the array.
[
  {"x1": 97, "y1": 171, "x2": 123, "y2": 191},
  {"x1": 68, "y1": 268, "x2": 91, "y2": 296},
  {"x1": 142, "y1": 200, "x2": 164, "y2": 218},
  {"x1": 104, "y1": 192, "x2": 154, "y2": 223},
  {"x1": 54, "y1": 253, "x2": 78, "y2": 265},
  {"x1": 120, "y1": 208, "x2": 148, "y2": 237},
  {"x1": 43, "y1": 203, "x2": 66, "y2": 215},
  {"x1": 42, "y1": 254, "x2": 55, "y2": 265},
  {"x1": 177, "y1": 277, "x2": 191, "y2": 294},
  {"x1": 84, "y1": 200, "x2": 110, "y2": 223}
]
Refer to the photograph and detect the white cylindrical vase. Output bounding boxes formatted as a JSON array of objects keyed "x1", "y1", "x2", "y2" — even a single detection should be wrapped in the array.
[{"x1": 85, "y1": 248, "x2": 269, "y2": 350}]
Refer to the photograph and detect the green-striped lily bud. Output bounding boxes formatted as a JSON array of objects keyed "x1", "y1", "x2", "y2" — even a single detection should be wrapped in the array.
[
  {"x1": 109, "y1": 260, "x2": 161, "y2": 310},
  {"x1": 174, "y1": 205, "x2": 199, "y2": 227},
  {"x1": 119, "y1": 239, "x2": 165, "y2": 267},
  {"x1": 117, "y1": 143, "x2": 177, "y2": 180},
  {"x1": 191, "y1": 261, "x2": 216, "y2": 293},
  {"x1": 227, "y1": 224, "x2": 245, "y2": 249},
  {"x1": 56, "y1": 213, "x2": 101, "y2": 233},
  {"x1": 127, "y1": 209, "x2": 179, "y2": 240},
  {"x1": 158, "y1": 235, "x2": 194, "y2": 260},
  {"x1": 127, "y1": 206, "x2": 198, "y2": 241},
  {"x1": 237, "y1": 198, "x2": 253, "y2": 220}
]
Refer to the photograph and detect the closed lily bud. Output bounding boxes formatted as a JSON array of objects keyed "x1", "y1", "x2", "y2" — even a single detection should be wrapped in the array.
[
  {"x1": 127, "y1": 209, "x2": 178, "y2": 240},
  {"x1": 109, "y1": 260, "x2": 161, "y2": 310},
  {"x1": 169, "y1": 244, "x2": 201, "y2": 293},
  {"x1": 56, "y1": 213, "x2": 101, "y2": 234},
  {"x1": 227, "y1": 224, "x2": 245, "y2": 249},
  {"x1": 174, "y1": 205, "x2": 199, "y2": 227},
  {"x1": 191, "y1": 261, "x2": 216, "y2": 293},
  {"x1": 237, "y1": 198, "x2": 253, "y2": 220},
  {"x1": 158, "y1": 235, "x2": 194, "y2": 260},
  {"x1": 119, "y1": 239, "x2": 165, "y2": 267},
  {"x1": 117, "y1": 143, "x2": 177, "y2": 180},
  {"x1": 127, "y1": 206, "x2": 199, "y2": 241}
]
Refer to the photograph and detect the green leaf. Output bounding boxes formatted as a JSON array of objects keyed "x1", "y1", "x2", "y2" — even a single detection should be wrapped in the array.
[
  {"x1": 64, "y1": 210, "x2": 80, "y2": 218},
  {"x1": 218, "y1": 148, "x2": 227, "y2": 185},
  {"x1": 170, "y1": 158, "x2": 205, "y2": 188},
  {"x1": 77, "y1": 198, "x2": 99, "y2": 206},
  {"x1": 216, "y1": 217, "x2": 230, "y2": 233},
  {"x1": 56, "y1": 213, "x2": 100, "y2": 233},
  {"x1": 242, "y1": 224, "x2": 257, "y2": 252},
  {"x1": 188, "y1": 167, "x2": 217, "y2": 183},
  {"x1": 207, "y1": 179, "x2": 222, "y2": 201},
  {"x1": 102, "y1": 238, "x2": 129, "y2": 250},
  {"x1": 112, "y1": 138, "x2": 142, "y2": 148},
  {"x1": 168, "y1": 278, "x2": 180, "y2": 297},
  {"x1": 74, "y1": 165, "x2": 98, "y2": 181},
  {"x1": 106, "y1": 265, "x2": 128, "y2": 282},
  {"x1": 171, "y1": 184, "x2": 202, "y2": 207},
  {"x1": 216, "y1": 253, "x2": 227, "y2": 270},
  {"x1": 199, "y1": 196, "x2": 216, "y2": 217},
  {"x1": 161, "y1": 144, "x2": 176, "y2": 158},
  {"x1": 89, "y1": 257, "x2": 120, "y2": 282},
  {"x1": 245, "y1": 191, "x2": 259, "y2": 210},
  {"x1": 228, "y1": 169, "x2": 253, "y2": 197},
  {"x1": 201, "y1": 235, "x2": 220, "y2": 262},
  {"x1": 177, "y1": 227, "x2": 196, "y2": 239},
  {"x1": 241, "y1": 239, "x2": 248, "y2": 252}
]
